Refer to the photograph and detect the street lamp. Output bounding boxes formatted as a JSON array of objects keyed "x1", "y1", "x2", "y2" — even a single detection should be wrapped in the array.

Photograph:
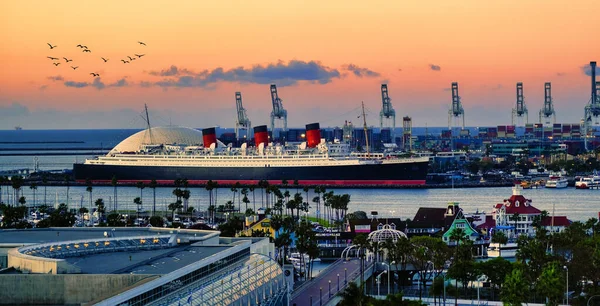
[
  {"x1": 337, "y1": 273, "x2": 340, "y2": 291},
  {"x1": 328, "y1": 280, "x2": 332, "y2": 297},
  {"x1": 381, "y1": 261, "x2": 394, "y2": 295},
  {"x1": 319, "y1": 287, "x2": 322, "y2": 306},
  {"x1": 564, "y1": 265, "x2": 569, "y2": 305},
  {"x1": 344, "y1": 268, "x2": 347, "y2": 284}
]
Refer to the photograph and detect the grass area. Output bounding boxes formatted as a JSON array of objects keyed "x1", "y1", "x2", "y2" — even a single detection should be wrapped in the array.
[{"x1": 306, "y1": 216, "x2": 332, "y2": 227}]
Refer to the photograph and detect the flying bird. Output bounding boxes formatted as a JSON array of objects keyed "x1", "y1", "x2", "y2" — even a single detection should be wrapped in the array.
[
  {"x1": 47, "y1": 56, "x2": 59, "y2": 60},
  {"x1": 138, "y1": 41, "x2": 146, "y2": 46},
  {"x1": 134, "y1": 54, "x2": 145, "y2": 58},
  {"x1": 121, "y1": 59, "x2": 129, "y2": 63},
  {"x1": 71, "y1": 66, "x2": 79, "y2": 70},
  {"x1": 131, "y1": 58, "x2": 136, "y2": 61},
  {"x1": 127, "y1": 56, "x2": 133, "y2": 61},
  {"x1": 83, "y1": 49, "x2": 91, "y2": 53},
  {"x1": 90, "y1": 73, "x2": 99, "y2": 77},
  {"x1": 101, "y1": 57, "x2": 109, "y2": 62},
  {"x1": 53, "y1": 63, "x2": 60, "y2": 66},
  {"x1": 82, "y1": 46, "x2": 88, "y2": 49},
  {"x1": 63, "y1": 57, "x2": 72, "y2": 62},
  {"x1": 76, "y1": 44, "x2": 84, "y2": 48},
  {"x1": 47, "y1": 43, "x2": 57, "y2": 49}
]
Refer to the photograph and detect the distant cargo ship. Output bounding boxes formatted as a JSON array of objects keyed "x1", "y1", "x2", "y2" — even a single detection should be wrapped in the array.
[
  {"x1": 73, "y1": 123, "x2": 429, "y2": 186},
  {"x1": 14, "y1": 126, "x2": 23, "y2": 130}
]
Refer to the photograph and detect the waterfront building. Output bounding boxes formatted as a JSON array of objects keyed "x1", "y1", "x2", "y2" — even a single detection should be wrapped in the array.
[{"x1": 0, "y1": 228, "x2": 286, "y2": 305}]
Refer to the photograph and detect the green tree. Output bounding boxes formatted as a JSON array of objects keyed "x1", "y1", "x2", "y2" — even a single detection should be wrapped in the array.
[
  {"x1": 168, "y1": 201, "x2": 182, "y2": 219},
  {"x1": 477, "y1": 257, "x2": 513, "y2": 300},
  {"x1": 149, "y1": 179, "x2": 158, "y2": 216},
  {"x1": 491, "y1": 230, "x2": 509, "y2": 257},
  {"x1": 501, "y1": 267, "x2": 530, "y2": 306},
  {"x1": 29, "y1": 183, "x2": 37, "y2": 207},
  {"x1": 94, "y1": 198, "x2": 105, "y2": 215},
  {"x1": 107, "y1": 213, "x2": 125, "y2": 226},
  {"x1": 111, "y1": 175, "x2": 118, "y2": 211},
  {"x1": 536, "y1": 262, "x2": 565, "y2": 306},
  {"x1": 338, "y1": 282, "x2": 370, "y2": 306},
  {"x1": 149, "y1": 215, "x2": 164, "y2": 227},
  {"x1": 47, "y1": 203, "x2": 76, "y2": 227},
  {"x1": 85, "y1": 178, "x2": 93, "y2": 212}
]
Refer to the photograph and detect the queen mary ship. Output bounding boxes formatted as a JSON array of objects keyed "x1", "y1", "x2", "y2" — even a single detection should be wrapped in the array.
[{"x1": 73, "y1": 123, "x2": 429, "y2": 186}]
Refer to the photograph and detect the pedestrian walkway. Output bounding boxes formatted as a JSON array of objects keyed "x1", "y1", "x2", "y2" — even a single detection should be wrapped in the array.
[{"x1": 290, "y1": 259, "x2": 363, "y2": 306}]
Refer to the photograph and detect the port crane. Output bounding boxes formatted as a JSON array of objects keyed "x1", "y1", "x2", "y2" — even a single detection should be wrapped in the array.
[
  {"x1": 539, "y1": 82, "x2": 556, "y2": 124},
  {"x1": 583, "y1": 61, "x2": 600, "y2": 151},
  {"x1": 234, "y1": 92, "x2": 252, "y2": 140},
  {"x1": 448, "y1": 82, "x2": 465, "y2": 133},
  {"x1": 269, "y1": 84, "x2": 288, "y2": 139},
  {"x1": 512, "y1": 82, "x2": 528, "y2": 125},
  {"x1": 379, "y1": 84, "x2": 396, "y2": 142}
]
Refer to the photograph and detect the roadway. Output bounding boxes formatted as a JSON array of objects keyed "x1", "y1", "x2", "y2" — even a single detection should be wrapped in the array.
[{"x1": 291, "y1": 259, "x2": 362, "y2": 306}]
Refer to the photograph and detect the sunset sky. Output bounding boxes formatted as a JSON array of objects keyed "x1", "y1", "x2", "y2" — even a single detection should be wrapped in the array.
[{"x1": 1, "y1": 0, "x2": 599, "y2": 129}]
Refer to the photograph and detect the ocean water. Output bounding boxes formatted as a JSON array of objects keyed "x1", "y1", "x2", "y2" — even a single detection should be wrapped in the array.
[
  {"x1": 0, "y1": 129, "x2": 598, "y2": 222},
  {"x1": 2, "y1": 185, "x2": 598, "y2": 222}
]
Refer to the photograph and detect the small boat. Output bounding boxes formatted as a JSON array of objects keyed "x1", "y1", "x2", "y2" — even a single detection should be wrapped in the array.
[
  {"x1": 545, "y1": 175, "x2": 568, "y2": 189},
  {"x1": 575, "y1": 175, "x2": 600, "y2": 189},
  {"x1": 487, "y1": 242, "x2": 518, "y2": 258}
]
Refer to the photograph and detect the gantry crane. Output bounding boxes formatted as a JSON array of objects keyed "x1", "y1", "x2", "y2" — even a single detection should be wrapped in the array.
[
  {"x1": 234, "y1": 92, "x2": 252, "y2": 140},
  {"x1": 448, "y1": 82, "x2": 465, "y2": 131},
  {"x1": 379, "y1": 84, "x2": 396, "y2": 142},
  {"x1": 512, "y1": 82, "x2": 528, "y2": 125},
  {"x1": 269, "y1": 84, "x2": 287, "y2": 139},
  {"x1": 584, "y1": 61, "x2": 600, "y2": 151},
  {"x1": 539, "y1": 82, "x2": 556, "y2": 124}
]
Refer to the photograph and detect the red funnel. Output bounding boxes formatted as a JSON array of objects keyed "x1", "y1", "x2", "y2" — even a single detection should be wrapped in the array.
[
  {"x1": 202, "y1": 127, "x2": 217, "y2": 148},
  {"x1": 305, "y1": 123, "x2": 321, "y2": 148},
  {"x1": 254, "y1": 125, "x2": 268, "y2": 148}
]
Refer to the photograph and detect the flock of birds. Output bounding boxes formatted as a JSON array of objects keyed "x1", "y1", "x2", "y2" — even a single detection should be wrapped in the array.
[{"x1": 45, "y1": 41, "x2": 147, "y2": 77}]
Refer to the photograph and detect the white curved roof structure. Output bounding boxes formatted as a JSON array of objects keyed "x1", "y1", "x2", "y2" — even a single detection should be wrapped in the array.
[
  {"x1": 110, "y1": 126, "x2": 207, "y2": 153},
  {"x1": 367, "y1": 224, "x2": 407, "y2": 243}
]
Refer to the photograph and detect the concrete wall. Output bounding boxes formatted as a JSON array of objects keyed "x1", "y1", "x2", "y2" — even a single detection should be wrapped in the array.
[
  {"x1": 7, "y1": 248, "x2": 81, "y2": 274},
  {"x1": 0, "y1": 274, "x2": 156, "y2": 305}
]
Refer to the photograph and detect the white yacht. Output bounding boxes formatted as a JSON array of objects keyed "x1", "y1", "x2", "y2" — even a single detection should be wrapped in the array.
[{"x1": 545, "y1": 175, "x2": 568, "y2": 189}]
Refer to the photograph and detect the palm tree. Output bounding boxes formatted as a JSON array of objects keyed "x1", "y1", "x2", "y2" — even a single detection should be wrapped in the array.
[
  {"x1": 149, "y1": 179, "x2": 158, "y2": 216},
  {"x1": 64, "y1": 174, "x2": 70, "y2": 207},
  {"x1": 11, "y1": 175, "x2": 24, "y2": 207},
  {"x1": 95, "y1": 198, "x2": 105, "y2": 222},
  {"x1": 133, "y1": 197, "x2": 142, "y2": 224},
  {"x1": 41, "y1": 175, "x2": 48, "y2": 205},
  {"x1": 449, "y1": 227, "x2": 467, "y2": 306},
  {"x1": 510, "y1": 212, "x2": 521, "y2": 238},
  {"x1": 136, "y1": 181, "x2": 145, "y2": 211},
  {"x1": 85, "y1": 179, "x2": 93, "y2": 212},
  {"x1": 29, "y1": 183, "x2": 37, "y2": 207},
  {"x1": 231, "y1": 184, "x2": 238, "y2": 212},
  {"x1": 249, "y1": 185, "x2": 256, "y2": 211},
  {"x1": 168, "y1": 201, "x2": 183, "y2": 220},
  {"x1": 241, "y1": 187, "x2": 249, "y2": 212},
  {"x1": 353, "y1": 234, "x2": 370, "y2": 294},
  {"x1": 111, "y1": 175, "x2": 118, "y2": 211}
]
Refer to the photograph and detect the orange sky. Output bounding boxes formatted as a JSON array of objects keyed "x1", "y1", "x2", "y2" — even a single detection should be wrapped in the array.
[{"x1": 0, "y1": 0, "x2": 598, "y2": 129}]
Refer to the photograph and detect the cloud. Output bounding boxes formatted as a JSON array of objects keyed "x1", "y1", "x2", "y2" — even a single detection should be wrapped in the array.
[
  {"x1": 147, "y1": 60, "x2": 341, "y2": 88},
  {"x1": 398, "y1": 68, "x2": 403, "y2": 72},
  {"x1": 429, "y1": 64, "x2": 441, "y2": 71},
  {"x1": 64, "y1": 80, "x2": 89, "y2": 88},
  {"x1": 63, "y1": 78, "x2": 128, "y2": 90},
  {"x1": 556, "y1": 72, "x2": 566, "y2": 77},
  {"x1": 0, "y1": 102, "x2": 30, "y2": 118},
  {"x1": 581, "y1": 63, "x2": 600, "y2": 76},
  {"x1": 109, "y1": 78, "x2": 128, "y2": 87},
  {"x1": 342, "y1": 64, "x2": 381, "y2": 78},
  {"x1": 148, "y1": 65, "x2": 194, "y2": 77},
  {"x1": 47, "y1": 75, "x2": 64, "y2": 81}
]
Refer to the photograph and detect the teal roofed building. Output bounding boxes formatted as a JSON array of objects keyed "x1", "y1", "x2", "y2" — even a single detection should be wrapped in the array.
[{"x1": 442, "y1": 202, "x2": 480, "y2": 245}]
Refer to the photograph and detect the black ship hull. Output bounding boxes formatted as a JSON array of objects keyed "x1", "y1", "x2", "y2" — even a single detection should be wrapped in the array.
[{"x1": 73, "y1": 160, "x2": 428, "y2": 186}]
